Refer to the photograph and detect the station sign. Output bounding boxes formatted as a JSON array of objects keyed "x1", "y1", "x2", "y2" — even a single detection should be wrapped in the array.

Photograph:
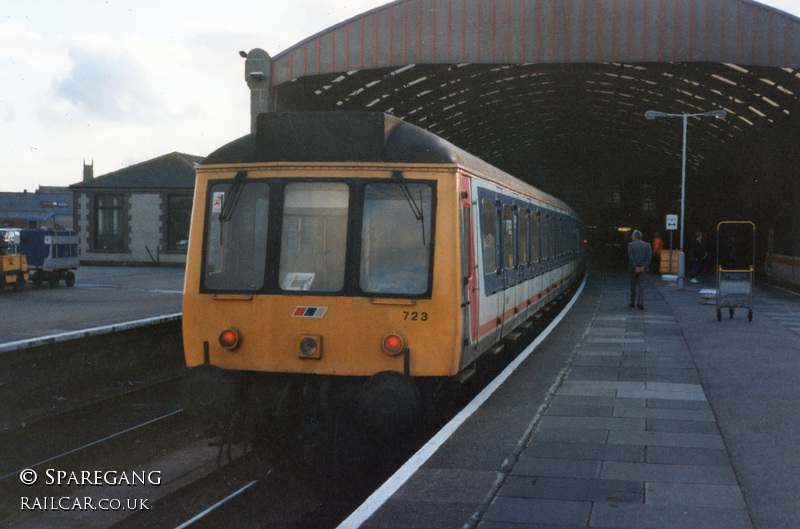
[{"x1": 666, "y1": 214, "x2": 678, "y2": 231}]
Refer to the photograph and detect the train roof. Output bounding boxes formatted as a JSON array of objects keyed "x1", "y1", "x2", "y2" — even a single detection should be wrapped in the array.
[{"x1": 201, "y1": 111, "x2": 575, "y2": 216}]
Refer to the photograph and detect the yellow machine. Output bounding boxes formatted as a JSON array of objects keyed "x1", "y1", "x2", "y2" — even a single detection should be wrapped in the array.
[{"x1": 0, "y1": 231, "x2": 29, "y2": 292}]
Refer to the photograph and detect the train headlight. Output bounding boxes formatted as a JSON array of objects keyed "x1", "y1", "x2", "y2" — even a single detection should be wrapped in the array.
[
  {"x1": 219, "y1": 328, "x2": 240, "y2": 350},
  {"x1": 381, "y1": 332, "x2": 406, "y2": 356},
  {"x1": 298, "y1": 335, "x2": 322, "y2": 359}
]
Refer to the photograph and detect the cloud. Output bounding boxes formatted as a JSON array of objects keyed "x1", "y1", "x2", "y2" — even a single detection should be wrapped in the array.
[{"x1": 53, "y1": 47, "x2": 157, "y2": 121}]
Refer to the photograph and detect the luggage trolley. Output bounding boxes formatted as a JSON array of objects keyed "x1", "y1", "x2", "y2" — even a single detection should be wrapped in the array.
[{"x1": 715, "y1": 221, "x2": 755, "y2": 322}]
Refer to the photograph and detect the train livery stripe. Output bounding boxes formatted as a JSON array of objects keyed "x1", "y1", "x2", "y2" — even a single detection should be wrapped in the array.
[
  {"x1": 769, "y1": 254, "x2": 800, "y2": 267},
  {"x1": 476, "y1": 271, "x2": 575, "y2": 337}
]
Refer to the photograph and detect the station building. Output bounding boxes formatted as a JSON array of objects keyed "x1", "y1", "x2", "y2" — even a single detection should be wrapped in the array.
[
  {"x1": 70, "y1": 152, "x2": 203, "y2": 267},
  {"x1": 0, "y1": 187, "x2": 73, "y2": 230}
]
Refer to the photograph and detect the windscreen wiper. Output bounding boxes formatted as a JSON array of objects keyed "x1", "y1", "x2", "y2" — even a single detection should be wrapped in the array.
[
  {"x1": 392, "y1": 170, "x2": 426, "y2": 245},
  {"x1": 219, "y1": 171, "x2": 247, "y2": 222}
]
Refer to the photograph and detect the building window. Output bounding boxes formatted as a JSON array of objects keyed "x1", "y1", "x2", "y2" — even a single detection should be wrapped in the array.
[
  {"x1": 167, "y1": 195, "x2": 192, "y2": 252},
  {"x1": 94, "y1": 194, "x2": 124, "y2": 251}
]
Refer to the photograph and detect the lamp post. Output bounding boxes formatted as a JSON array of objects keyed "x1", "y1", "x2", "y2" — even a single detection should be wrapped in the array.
[{"x1": 644, "y1": 109, "x2": 726, "y2": 289}]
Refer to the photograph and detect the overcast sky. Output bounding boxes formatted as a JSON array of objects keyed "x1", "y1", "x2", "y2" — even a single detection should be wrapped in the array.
[{"x1": 2, "y1": 0, "x2": 799, "y2": 192}]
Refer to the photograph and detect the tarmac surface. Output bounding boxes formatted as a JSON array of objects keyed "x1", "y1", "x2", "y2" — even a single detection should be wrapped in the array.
[
  {"x1": 0, "y1": 266, "x2": 184, "y2": 344},
  {"x1": 349, "y1": 270, "x2": 800, "y2": 529}
]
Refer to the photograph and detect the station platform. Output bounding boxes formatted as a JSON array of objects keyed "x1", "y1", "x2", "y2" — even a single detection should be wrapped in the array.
[
  {"x1": 0, "y1": 266, "x2": 184, "y2": 347},
  {"x1": 344, "y1": 270, "x2": 800, "y2": 529}
]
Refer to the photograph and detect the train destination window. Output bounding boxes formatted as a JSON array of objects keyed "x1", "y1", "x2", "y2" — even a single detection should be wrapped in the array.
[
  {"x1": 481, "y1": 199, "x2": 497, "y2": 273},
  {"x1": 280, "y1": 182, "x2": 349, "y2": 292},
  {"x1": 204, "y1": 182, "x2": 270, "y2": 290},
  {"x1": 503, "y1": 204, "x2": 515, "y2": 269},
  {"x1": 360, "y1": 182, "x2": 433, "y2": 295}
]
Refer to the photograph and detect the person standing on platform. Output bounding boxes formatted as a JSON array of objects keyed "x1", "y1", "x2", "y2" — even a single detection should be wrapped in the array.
[
  {"x1": 651, "y1": 232, "x2": 664, "y2": 274},
  {"x1": 688, "y1": 231, "x2": 709, "y2": 283},
  {"x1": 628, "y1": 230, "x2": 652, "y2": 310}
]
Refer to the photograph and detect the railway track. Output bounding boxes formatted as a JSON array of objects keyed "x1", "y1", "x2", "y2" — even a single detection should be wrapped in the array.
[{"x1": 0, "y1": 317, "x2": 183, "y2": 430}]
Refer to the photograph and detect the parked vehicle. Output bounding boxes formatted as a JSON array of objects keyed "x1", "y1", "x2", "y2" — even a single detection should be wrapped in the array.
[{"x1": 4, "y1": 229, "x2": 79, "y2": 288}]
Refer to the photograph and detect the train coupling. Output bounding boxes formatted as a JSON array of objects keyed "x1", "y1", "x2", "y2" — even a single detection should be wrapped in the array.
[{"x1": 357, "y1": 371, "x2": 422, "y2": 439}]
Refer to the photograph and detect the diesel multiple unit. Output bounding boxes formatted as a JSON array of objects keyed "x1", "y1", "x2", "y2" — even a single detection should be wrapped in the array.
[{"x1": 181, "y1": 112, "x2": 584, "y2": 436}]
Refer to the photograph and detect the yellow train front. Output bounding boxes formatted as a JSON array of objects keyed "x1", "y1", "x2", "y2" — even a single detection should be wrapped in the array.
[{"x1": 182, "y1": 111, "x2": 582, "y2": 438}]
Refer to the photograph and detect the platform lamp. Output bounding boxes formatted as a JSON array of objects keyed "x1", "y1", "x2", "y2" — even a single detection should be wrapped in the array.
[{"x1": 644, "y1": 109, "x2": 726, "y2": 289}]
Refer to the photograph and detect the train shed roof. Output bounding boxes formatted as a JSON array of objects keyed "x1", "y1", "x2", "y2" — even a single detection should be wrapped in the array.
[{"x1": 243, "y1": 0, "x2": 800, "y2": 230}]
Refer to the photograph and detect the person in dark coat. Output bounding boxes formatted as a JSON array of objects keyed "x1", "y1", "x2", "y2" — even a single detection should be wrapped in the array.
[
  {"x1": 628, "y1": 230, "x2": 652, "y2": 309},
  {"x1": 688, "y1": 231, "x2": 709, "y2": 283}
]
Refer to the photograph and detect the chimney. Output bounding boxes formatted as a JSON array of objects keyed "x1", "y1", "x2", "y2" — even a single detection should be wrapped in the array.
[{"x1": 83, "y1": 159, "x2": 94, "y2": 182}]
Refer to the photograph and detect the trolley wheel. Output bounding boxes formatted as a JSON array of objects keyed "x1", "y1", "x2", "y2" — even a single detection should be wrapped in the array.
[
  {"x1": 729, "y1": 308, "x2": 734, "y2": 319},
  {"x1": 12, "y1": 273, "x2": 24, "y2": 292},
  {"x1": 716, "y1": 309, "x2": 722, "y2": 321},
  {"x1": 748, "y1": 310, "x2": 753, "y2": 322},
  {"x1": 48, "y1": 273, "x2": 59, "y2": 289},
  {"x1": 65, "y1": 271, "x2": 75, "y2": 287},
  {"x1": 32, "y1": 271, "x2": 43, "y2": 287}
]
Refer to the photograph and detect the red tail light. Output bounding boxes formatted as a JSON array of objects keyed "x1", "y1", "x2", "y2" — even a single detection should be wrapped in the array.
[
  {"x1": 382, "y1": 333, "x2": 405, "y2": 356},
  {"x1": 219, "y1": 329, "x2": 240, "y2": 350}
]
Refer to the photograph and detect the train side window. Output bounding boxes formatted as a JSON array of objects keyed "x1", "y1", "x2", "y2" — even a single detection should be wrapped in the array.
[
  {"x1": 519, "y1": 211, "x2": 528, "y2": 266},
  {"x1": 557, "y1": 219, "x2": 564, "y2": 256},
  {"x1": 540, "y1": 215, "x2": 548, "y2": 261},
  {"x1": 503, "y1": 204, "x2": 515, "y2": 269},
  {"x1": 531, "y1": 212, "x2": 539, "y2": 263},
  {"x1": 204, "y1": 182, "x2": 270, "y2": 291},
  {"x1": 549, "y1": 217, "x2": 555, "y2": 259},
  {"x1": 480, "y1": 199, "x2": 497, "y2": 272},
  {"x1": 360, "y1": 183, "x2": 433, "y2": 295},
  {"x1": 279, "y1": 182, "x2": 349, "y2": 292}
]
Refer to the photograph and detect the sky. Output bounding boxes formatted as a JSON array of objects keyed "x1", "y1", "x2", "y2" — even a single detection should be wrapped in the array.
[{"x1": 2, "y1": 0, "x2": 799, "y2": 192}]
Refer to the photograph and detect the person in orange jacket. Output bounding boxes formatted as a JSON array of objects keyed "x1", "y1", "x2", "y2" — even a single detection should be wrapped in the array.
[{"x1": 651, "y1": 232, "x2": 664, "y2": 273}]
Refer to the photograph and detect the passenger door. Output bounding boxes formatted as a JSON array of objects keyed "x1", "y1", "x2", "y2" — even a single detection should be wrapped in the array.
[
  {"x1": 460, "y1": 174, "x2": 478, "y2": 347},
  {"x1": 476, "y1": 185, "x2": 502, "y2": 346}
]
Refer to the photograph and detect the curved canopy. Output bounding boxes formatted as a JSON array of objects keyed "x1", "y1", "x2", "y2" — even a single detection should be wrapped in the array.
[{"x1": 243, "y1": 0, "x2": 800, "y2": 234}]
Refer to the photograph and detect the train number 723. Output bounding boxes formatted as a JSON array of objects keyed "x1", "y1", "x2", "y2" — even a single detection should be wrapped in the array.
[{"x1": 402, "y1": 311, "x2": 428, "y2": 321}]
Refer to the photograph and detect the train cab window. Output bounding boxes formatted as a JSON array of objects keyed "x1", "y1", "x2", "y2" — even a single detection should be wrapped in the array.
[
  {"x1": 503, "y1": 204, "x2": 515, "y2": 269},
  {"x1": 204, "y1": 182, "x2": 270, "y2": 291},
  {"x1": 360, "y1": 183, "x2": 433, "y2": 295},
  {"x1": 481, "y1": 199, "x2": 497, "y2": 272},
  {"x1": 279, "y1": 182, "x2": 349, "y2": 292},
  {"x1": 531, "y1": 213, "x2": 539, "y2": 263},
  {"x1": 519, "y1": 211, "x2": 529, "y2": 266}
]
